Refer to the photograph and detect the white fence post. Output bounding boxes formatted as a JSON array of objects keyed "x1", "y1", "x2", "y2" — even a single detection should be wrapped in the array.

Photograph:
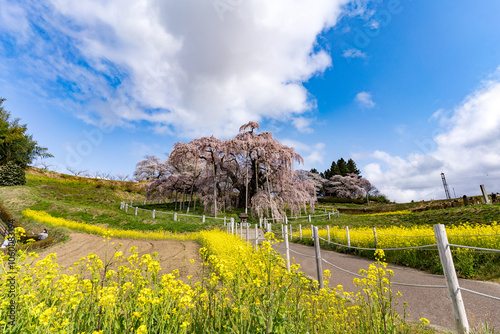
[
  {"x1": 299, "y1": 224, "x2": 302, "y2": 240},
  {"x1": 308, "y1": 215, "x2": 311, "y2": 223},
  {"x1": 373, "y1": 227, "x2": 378, "y2": 248},
  {"x1": 130, "y1": 200, "x2": 133, "y2": 206},
  {"x1": 267, "y1": 223, "x2": 271, "y2": 233},
  {"x1": 174, "y1": 212, "x2": 177, "y2": 221},
  {"x1": 328, "y1": 212, "x2": 331, "y2": 220},
  {"x1": 336, "y1": 210, "x2": 339, "y2": 218},
  {"x1": 152, "y1": 209, "x2": 156, "y2": 219},
  {"x1": 143, "y1": 200, "x2": 146, "y2": 205},
  {"x1": 125, "y1": 204, "x2": 128, "y2": 213},
  {"x1": 284, "y1": 225, "x2": 291, "y2": 272},
  {"x1": 346, "y1": 226, "x2": 350, "y2": 247},
  {"x1": 327, "y1": 225, "x2": 330, "y2": 243},
  {"x1": 289, "y1": 224, "x2": 293, "y2": 241},
  {"x1": 259, "y1": 218, "x2": 262, "y2": 229},
  {"x1": 433, "y1": 224, "x2": 469, "y2": 334},
  {"x1": 202, "y1": 215, "x2": 205, "y2": 223},
  {"x1": 255, "y1": 224, "x2": 258, "y2": 247},
  {"x1": 134, "y1": 207, "x2": 138, "y2": 216},
  {"x1": 313, "y1": 227, "x2": 324, "y2": 289},
  {"x1": 246, "y1": 223, "x2": 249, "y2": 243}
]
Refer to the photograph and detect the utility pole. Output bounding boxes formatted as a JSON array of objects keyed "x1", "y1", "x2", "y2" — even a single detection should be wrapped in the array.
[{"x1": 441, "y1": 172, "x2": 451, "y2": 200}]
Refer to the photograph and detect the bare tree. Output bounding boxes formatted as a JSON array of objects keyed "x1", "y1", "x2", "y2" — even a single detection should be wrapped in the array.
[
  {"x1": 33, "y1": 159, "x2": 54, "y2": 171},
  {"x1": 115, "y1": 173, "x2": 130, "y2": 181},
  {"x1": 66, "y1": 166, "x2": 87, "y2": 176}
]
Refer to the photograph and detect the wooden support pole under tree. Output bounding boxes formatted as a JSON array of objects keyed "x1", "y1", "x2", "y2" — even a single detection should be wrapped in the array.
[
  {"x1": 433, "y1": 224, "x2": 469, "y2": 334},
  {"x1": 313, "y1": 226, "x2": 324, "y2": 289},
  {"x1": 284, "y1": 225, "x2": 291, "y2": 272}
]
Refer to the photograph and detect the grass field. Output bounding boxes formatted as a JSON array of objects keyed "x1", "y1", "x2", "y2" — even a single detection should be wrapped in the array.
[
  {"x1": 2, "y1": 167, "x2": 500, "y2": 332},
  {"x1": 3, "y1": 168, "x2": 500, "y2": 281}
]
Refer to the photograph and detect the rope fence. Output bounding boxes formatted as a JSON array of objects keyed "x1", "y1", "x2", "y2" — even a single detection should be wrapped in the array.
[{"x1": 230, "y1": 223, "x2": 499, "y2": 334}]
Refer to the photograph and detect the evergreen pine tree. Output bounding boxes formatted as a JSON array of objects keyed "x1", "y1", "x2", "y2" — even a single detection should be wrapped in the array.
[
  {"x1": 337, "y1": 158, "x2": 348, "y2": 176},
  {"x1": 347, "y1": 158, "x2": 361, "y2": 177}
]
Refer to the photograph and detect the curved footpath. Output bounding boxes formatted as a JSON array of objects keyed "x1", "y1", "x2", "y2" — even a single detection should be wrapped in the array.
[{"x1": 272, "y1": 241, "x2": 500, "y2": 332}]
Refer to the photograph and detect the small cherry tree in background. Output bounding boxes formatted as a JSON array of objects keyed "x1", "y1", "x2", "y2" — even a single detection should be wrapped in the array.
[
  {"x1": 324, "y1": 173, "x2": 372, "y2": 199},
  {"x1": 144, "y1": 122, "x2": 315, "y2": 220}
]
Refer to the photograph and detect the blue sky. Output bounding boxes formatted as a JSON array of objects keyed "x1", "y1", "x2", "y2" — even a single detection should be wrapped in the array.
[{"x1": 1, "y1": 0, "x2": 500, "y2": 202}]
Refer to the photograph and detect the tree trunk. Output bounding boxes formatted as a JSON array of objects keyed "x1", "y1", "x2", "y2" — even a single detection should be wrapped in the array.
[
  {"x1": 245, "y1": 149, "x2": 249, "y2": 214},
  {"x1": 188, "y1": 156, "x2": 199, "y2": 210}
]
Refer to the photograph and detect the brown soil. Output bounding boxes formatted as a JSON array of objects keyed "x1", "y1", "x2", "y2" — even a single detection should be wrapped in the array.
[{"x1": 37, "y1": 233, "x2": 204, "y2": 282}]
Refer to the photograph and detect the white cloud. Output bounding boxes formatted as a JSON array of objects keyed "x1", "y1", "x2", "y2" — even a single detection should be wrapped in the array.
[
  {"x1": 364, "y1": 69, "x2": 500, "y2": 202},
  {"x1": 280, "y1": 139, "x2": 325, "y2": 170},
  {"x1": 292, "y1": 117, "x2": 314, "y2": 133},
  {"x1": 9, "y1": 0, "x2": 354, "y2": 138},
  {"x1": 342, "y1": 48, "x2": 367, "y2": 58},
  {"x1": 355, "y1": 91, "x2": 375, "y2": 108},
  {"x1": 0, "y1": 1, "x2": 30, "y2": 40}
]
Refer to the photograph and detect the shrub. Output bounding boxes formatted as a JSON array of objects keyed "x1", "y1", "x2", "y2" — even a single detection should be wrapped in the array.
[{"x1": 0, "y1": 161, "x2": 26, "y2": 186}]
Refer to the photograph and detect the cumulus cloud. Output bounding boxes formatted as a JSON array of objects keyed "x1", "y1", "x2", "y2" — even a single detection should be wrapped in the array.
[
  {"x1": 5, "y1": 0, "x2": 354, "y2": 138},
  {"x1": 364, "y1": 69, "x2": 500, "y2": 202},
  {"x1": 355, "y1": 91, "x2": 375, "y2": 108}
]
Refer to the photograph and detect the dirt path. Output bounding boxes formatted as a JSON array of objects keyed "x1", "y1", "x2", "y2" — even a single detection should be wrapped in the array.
[
  {"x1": 37, "y1": 233, "x2": 203, "y2": 281},
  {"x1": 273, "y1": 242, "x2": 500, "y2": 332}
]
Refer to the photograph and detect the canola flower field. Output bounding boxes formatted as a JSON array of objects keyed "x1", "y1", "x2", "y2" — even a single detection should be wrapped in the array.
[
  {"x1": 22, "y1": 209, "x2": 199, "y2": 241},
  {"x1": 294, "y1": 222, "x2": 500, "y2": 278},
  {"x1": 0, "y1": 227, "x2": 434, "y2": 333}
]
